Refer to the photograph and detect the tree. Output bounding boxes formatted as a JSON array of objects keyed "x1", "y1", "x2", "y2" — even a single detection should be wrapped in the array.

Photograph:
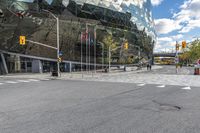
[{"x1": 180, "y1": 40, "x2": 200, "y2": 64}]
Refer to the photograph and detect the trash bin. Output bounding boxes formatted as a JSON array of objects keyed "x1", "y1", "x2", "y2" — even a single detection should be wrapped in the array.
[
  {"x1": 194, "y1": 67, "x2": 200, "y2": 75},
  {"x1": 52, "y1": 70, "x2": 58, "y2": 77},
  {"x1": 105, "y1": 68, "x2": 108, "y2": 73}
]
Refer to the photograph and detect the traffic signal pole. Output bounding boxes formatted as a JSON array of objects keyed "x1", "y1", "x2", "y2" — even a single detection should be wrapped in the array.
[{"x1": 56, "y1": 17, "x2": 60, "y2": 77}]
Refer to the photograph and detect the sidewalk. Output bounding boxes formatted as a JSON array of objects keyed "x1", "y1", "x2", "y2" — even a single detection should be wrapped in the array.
[{"x1": 0, "y1": 65, "x2": 163, "y2": 80}]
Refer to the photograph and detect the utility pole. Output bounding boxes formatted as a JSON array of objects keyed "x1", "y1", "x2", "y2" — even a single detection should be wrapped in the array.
[
  {"x1": 109, "y1": 46, "x2": 111, "y2": 72},
  {"x1": 42, "y1": 9, "x2": 60, "y2": 76}
]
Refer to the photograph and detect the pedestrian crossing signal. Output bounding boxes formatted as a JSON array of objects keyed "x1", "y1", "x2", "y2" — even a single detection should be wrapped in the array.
[{"x1": 19, "y1": 36, "x2": 26, "y2": 45}]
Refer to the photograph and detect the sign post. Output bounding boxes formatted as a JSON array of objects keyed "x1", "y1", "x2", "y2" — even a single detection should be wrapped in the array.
[{"x1": 175, "y1": 41, "x2": 179, "y2": 73}]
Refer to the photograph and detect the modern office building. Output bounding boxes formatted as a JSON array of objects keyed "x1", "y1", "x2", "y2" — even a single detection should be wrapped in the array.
[{"x1": 0, "y1": 0, "x2": 156, "y2": 74}]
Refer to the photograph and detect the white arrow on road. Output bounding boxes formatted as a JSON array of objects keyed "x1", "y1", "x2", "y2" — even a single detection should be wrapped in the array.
[
  {"x1": 182, "y1": 86, "x2": 191, "y2": 90},
  {"x1": 157, "y1": 85, "x2": 166, "y2": 88}
]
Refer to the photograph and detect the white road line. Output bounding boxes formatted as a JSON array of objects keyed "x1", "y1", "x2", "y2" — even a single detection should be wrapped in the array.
[
  {"x1": 42, "y1": 79, "x2": 50, "y2": 81},
  {"x1": 28, "y1": 79, "x2": 40, "y2": 82},
  {"x1": 17, "y1": 80, "x2": 30, "y2": 83},
  {"x1": 182, "y1": 86, "x2": 191, "y2": 90},
  {"x1": 0, "y1": 83, "x2": 3, "y2": 85},
  {"x1": 137, "y1": 83, "x2": 146, "y2": 87},
  {"x1": 5, "y1": 81, "x2": 18, "y2": 84},
  {"x1": 157, "y1": 85, "x2": 166, "y2": 88}
]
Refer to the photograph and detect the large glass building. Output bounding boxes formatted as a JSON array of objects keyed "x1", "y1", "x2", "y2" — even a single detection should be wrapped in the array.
[{"x1": 0, "y1": 0, "x2": 156, "y2": 74}]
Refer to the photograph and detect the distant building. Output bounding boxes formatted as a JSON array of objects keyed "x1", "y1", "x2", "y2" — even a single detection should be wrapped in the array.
[{"x1": 0, "y1": 0, "x2": 156, "y2": 74}]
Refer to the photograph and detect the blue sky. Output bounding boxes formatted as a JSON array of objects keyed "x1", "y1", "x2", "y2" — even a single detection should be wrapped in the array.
[{"x1": 151, "y1": 0, "x2": 200, "y2": 52}]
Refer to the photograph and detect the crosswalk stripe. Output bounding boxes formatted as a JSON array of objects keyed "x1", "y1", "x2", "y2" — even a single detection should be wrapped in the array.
[
  {"x1": 28, "y1": 79, "x2": 39, "y2": 82},
  {"x1": 182, "y1": 86, "x2": 191, "y2": 90},
  {"x1": 5, "y1": 81, "x2": 18, "y2": 84},
  {"x1": 42, "y1": 79, "x2": 50, "y2": 81},
  {"x1": 137, "y1": 83, "x2": 146, "y2": 86},
  {"x1": 17, "y1": 80, "x2": 30, "y2": 83},
  {"x1": 157, "y1": 85, "x2": 166, "y2": 88}
]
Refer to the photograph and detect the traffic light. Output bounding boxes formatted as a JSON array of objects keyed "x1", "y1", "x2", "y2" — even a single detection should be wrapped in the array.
[
  {"x1": 182, "y1": 41, "x2": 186, "y2": 49},
  {"x1": 19, "y1": 36, "x2": 26, "y2": 45},
  {"x1": 176, "y1": 44, "x2": 179, "y2": 51},
  {"x1": 124, "y1": 42, "x2": 128, "y2": 50},
  {"x1": 58, "y1": 57, "x2": 62, "y2": 63}
]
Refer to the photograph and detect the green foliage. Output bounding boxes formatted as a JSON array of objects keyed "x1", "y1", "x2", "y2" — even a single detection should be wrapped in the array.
[
  {"x1": 180, "y1": 40, "x2": 200, "y2": 63},
  {"x1": 102, "y1": 34, "x2": 117, "y2": 50}
]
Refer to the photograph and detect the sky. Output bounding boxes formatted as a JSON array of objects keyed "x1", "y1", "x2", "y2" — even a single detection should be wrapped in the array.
[{"x1": 151, "y1": 0, "x2": 200, "y2": 52}]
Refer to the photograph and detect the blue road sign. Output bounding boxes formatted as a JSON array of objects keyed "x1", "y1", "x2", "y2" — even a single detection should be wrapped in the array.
[{"x1": 59, "y1": 51, "x2": 63, "y2": 56}]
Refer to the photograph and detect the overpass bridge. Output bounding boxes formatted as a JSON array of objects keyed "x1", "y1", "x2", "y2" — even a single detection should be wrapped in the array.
[{"x1": 153, "y1": 52, "x2": 183, "y2": 57}]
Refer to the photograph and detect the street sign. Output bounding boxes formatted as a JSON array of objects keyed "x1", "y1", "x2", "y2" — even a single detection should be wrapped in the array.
[
  {"x1": 19, "y1": 36, "x2": 26, "y2": 45},
  {"x1": 59, "y1": 51, "x2": 63, "y2": 56}
]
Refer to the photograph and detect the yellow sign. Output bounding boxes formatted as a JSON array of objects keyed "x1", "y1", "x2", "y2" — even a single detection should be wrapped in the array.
[
  {"x1": 19, "y1": 36, "x2": 26, "y2": 45},
  {"x1": 182, "y1": 41, "x2": 186, "y2": 49}
]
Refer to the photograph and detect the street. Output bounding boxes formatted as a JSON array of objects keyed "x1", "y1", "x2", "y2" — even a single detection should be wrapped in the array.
[{"x1": 0, "y1": 66, "x2": 200, "y2": 133}]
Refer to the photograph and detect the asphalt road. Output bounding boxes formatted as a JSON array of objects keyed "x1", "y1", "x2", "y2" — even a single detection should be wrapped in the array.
[{"x1": 0, "y1": 79, "x2": 200, "y2": 133}]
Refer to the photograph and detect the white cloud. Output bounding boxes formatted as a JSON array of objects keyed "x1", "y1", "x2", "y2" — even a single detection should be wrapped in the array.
[
  {"x1": 154, "y1": 0, "x2": 200, "y2": 52},
  {"x1": 155, "y1": 0, "x2": 200, "y2": 35},
  {"x1": 174, "y1": 0, "x2": 200, "y2": 33},
  {"x1": 154, "y1": 34, "x2": 184, "y2": 52},
  {"x1": 158, "y1": 37, "x2": 173, "y2": 42},
  {"x1": 154, "y1": 18, "x2": 181, "y2": 34},
  {"x1": 151, "y1": 0, "x2": 164, "y2": 6}
]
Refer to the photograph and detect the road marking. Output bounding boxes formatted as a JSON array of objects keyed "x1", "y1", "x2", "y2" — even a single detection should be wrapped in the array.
[
  {"x1": 157, "y1": 85, "x2": 166, "y2": 88},
  {"x1": 137, "y1": 83, "x2": 146, "y2": 86},
  {"x1": 5, "y1": 81, "x2": 18, "y2": 84},
  {"x1": 28, "y1": 79, "x2": 40, "y2": 82},
  {"x1": 42, "y1": 79, "x2": 50, "y2": 81},
  {"x1": 0, "y1": 83, "x2": 3, "y2": 85},
  {"x1": 17, "y1": 80, "x2": 30, "y2": 83},
  {"x1": 182, "y1": 86, "x2": 191, "y2": 90}
]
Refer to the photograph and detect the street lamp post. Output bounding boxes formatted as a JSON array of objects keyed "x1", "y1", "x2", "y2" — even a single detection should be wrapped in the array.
[{"x1": 43, "y1": 9, "x2": 60, "y2": 76}]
